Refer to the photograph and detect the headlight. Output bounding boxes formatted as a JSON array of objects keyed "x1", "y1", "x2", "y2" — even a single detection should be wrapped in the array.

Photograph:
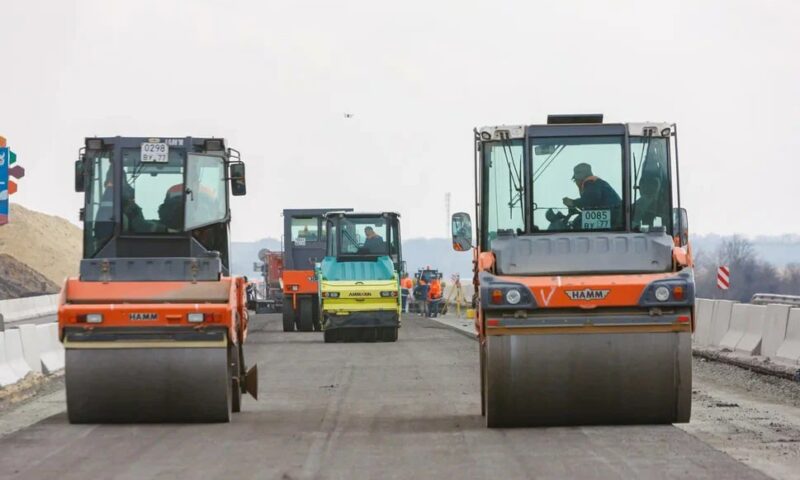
[
  {"x1": 86, "y1": 313, "x2": 103, "y2": 324},
  {"x1": 505, "y1": 289, "x2": 521, "y2": 305},
  {"x1": 187, "y1": 313, "x2": 204, "y2": 323},
  {"x1": 290, "y1": 285, "x2": 299, "y2": 291},
  {"x1": 654, "y1": 286, "x2": 670, "y2": 302},
  {"x1": 380, "y1": 291, "x2": 398, "y2": 298},
  {"x1": 322, "y1": 292, "x2": 340, "y2": 298}
]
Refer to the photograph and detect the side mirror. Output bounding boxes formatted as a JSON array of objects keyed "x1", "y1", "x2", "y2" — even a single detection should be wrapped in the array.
[
  {"x1": 451, "y1": 212, "x2": 473, "y2": 251},
  {"x1": 230, "y1": 163, "x2": 246, "y2": 196},
  {"x1": 74, "y1": 160, "x2": 85, "y2": 192},
  {"x1": 673, "y1": 208, "x2": 689, "y2": 246}
]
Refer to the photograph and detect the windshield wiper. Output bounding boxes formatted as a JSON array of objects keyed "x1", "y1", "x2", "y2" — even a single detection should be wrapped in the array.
[
  {"x1": 500, "y1": 139, "x2": 524, "y2": 219},
  {"x1": 632, "y1": 137, "x2": 651, "y2": 204},
  {"x1": 532, "y1": 144, "x2": 565, "y2": 183}
]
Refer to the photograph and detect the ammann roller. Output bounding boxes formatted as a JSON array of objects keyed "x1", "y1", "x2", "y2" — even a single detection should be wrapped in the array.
[
  {"x1": 452, "y1": 115, "x2": 694, "y2": 427},
  {"x1": 58, "y1": 136, "x2": 257, "y2": 423}
]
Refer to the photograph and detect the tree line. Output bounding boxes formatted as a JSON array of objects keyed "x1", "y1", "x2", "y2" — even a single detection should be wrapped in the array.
[{"x1": 694, "y1": 235, "x2": 800, "y2": 301}]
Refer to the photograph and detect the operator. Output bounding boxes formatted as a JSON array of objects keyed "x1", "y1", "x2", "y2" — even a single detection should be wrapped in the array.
[
  {"x1": 562, "y1": 163, "x2": 622, "y2": 224},
  {"x1": 400, "y1": 273, "x2": 413, "y2": 313},
  {"x1": 158, "y1": 184, "x2": 185, "y2": 231},
  {"x1": 362, "y1": 226, "x2": 386, "y2": 254}
]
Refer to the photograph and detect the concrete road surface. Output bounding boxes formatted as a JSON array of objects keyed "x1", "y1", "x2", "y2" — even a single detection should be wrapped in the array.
[{"x1": 0, "y1": 314, "x2": 772, "y2": 480}]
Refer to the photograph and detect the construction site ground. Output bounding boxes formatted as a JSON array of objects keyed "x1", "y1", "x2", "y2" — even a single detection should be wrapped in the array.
[{"x1": 0, "y1": 313, "x2": 798, "y2": 480}]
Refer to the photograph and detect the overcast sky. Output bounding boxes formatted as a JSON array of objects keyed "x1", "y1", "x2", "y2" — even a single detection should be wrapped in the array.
[{"x1": 1, "y1": 0, "x2": 798, "y2": 241}]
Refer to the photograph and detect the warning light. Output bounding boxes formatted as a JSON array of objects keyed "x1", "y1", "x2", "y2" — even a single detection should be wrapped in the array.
[
  {"x1": 490, "y1": 289, "x2": 503, "y2": 304},
  {"x1": 673, "y1": 286, "x2": 684, "y2": 300}
]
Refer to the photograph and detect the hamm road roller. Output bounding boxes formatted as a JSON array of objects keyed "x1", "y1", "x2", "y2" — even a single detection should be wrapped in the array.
[
  {"x1": 452, "y1": 115, "x2": 694, "y2": 427},
  {"x1": 59, "y1": 136, "x2": 257, "y2": 423},
  {"x1": 318, "y1": 212, "x2": 403, "y2": 342}
]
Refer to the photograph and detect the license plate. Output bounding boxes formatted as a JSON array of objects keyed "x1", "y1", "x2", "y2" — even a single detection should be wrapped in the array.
[
  {"x1": 582, "y1": 209, "x2": 611, "y2": 230},
  {"x1": 141, "y1": 142, "x2": 169, "y2": 163}
]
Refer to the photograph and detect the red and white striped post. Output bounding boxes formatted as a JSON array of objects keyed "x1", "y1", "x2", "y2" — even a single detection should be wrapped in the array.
[{"x1": 717, "y1": 266, "x2": 730, "y2": 290}]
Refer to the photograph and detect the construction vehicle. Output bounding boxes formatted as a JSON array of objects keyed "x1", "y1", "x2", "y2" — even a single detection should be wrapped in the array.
[
  {"x1": 59, "y1": 136, "x2": 257, "y2": 423},
  {"x1": 282, "y1": 208, "x2": 352, "y2": 332},
  {"x1": 252, "y1": 249, "x2": 283, "y2": 313},
  {"x1": 318, "y1": 212, "x2": 402, "y2": 342},
  {"x1": 452, "y1": 115, "x2": 694, "y2": 427}
]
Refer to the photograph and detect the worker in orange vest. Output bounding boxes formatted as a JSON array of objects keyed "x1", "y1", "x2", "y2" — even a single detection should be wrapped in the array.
[
  {"x1": 400, "y1": 273, "x2": 413, "y2": 312},
  {"x1": 428, "y1": 278, "x2": 443, "y2": 318}
]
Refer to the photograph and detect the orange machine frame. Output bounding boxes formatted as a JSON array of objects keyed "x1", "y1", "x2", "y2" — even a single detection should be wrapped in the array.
[{"x1": 58, "y1": 276, "x2": 250, "y2": 345}]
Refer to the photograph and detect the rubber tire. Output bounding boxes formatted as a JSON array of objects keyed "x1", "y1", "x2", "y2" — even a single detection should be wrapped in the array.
[
  {"x1": 297, "y1": 297, "x2": 313, "y2": 332},
  {"x1": 282, "y1": 301, "x2": 296, "y2": 332},
  {"x1": 312, "y1": 298, "x2": 321, "y2": 332}
]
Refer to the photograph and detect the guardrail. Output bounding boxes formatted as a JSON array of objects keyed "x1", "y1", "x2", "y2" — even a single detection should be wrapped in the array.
[{"x1": 751, "y1": 293, "x2": 800, "y2": 307}]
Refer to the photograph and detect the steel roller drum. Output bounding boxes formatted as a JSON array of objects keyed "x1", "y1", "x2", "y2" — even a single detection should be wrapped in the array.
[
  {"x1": 65, "y1": 345, "x2": 231, "y2": 423},
  {"x1": 484, "y1": 331, "x2": 691, "y2": 427}
]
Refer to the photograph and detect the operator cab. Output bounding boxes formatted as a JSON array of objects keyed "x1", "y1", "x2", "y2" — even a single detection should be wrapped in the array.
[
  {"x1": 75, "y1": 137, "x2": 246, "y2": 278},
  {"x1": 325, "y1": 212, "x2": 403, "y2": 272},
  {"x1": 453, "y1": 115, "x2": 689, "y2": 275},
  {"x1": 283, "y1": 208, "x2": 353, "y2": 271}
]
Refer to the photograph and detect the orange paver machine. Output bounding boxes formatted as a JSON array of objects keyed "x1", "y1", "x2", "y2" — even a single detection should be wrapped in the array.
[
  {"x1": 59, "y1": 136, "x2": 257, "y2": 423},
  {"x1": 452, "y1": 115, "x2": 694, "y2": 427}
]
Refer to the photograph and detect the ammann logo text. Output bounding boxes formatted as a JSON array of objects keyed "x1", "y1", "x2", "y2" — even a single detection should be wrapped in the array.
[
  {"x1": 129, "y1": 313, "x2": 158, "y2": 321},
  {"x1": 348, "y1": 292, "x2": 371, "y2": 297},
  {"x1": 564, "y1": 289, "x2": 610, "y2": 301}
]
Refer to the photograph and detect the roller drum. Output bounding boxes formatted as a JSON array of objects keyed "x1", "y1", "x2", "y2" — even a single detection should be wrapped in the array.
[
  {"x1": 65, "y1": 346, "x2": 231, "y2": 423},
  {"x1": 485, "y1": 331, "x2": 691, "y2": 427}
]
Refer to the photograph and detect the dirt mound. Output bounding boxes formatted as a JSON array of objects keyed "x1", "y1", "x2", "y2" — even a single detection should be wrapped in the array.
[
  {"x1": 0, "y1": 254, "x2": 59, "y2": 300},
  {"x1": 0, "y1": 204, "x2": 81, "y2": 286}
]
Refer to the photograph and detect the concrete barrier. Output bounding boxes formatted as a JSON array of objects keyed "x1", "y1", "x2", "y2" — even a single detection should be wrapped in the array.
[
  {"x1": 36, "y1": 323, "x2": 64, "y2": 374},
  {"x1": 0, "y1": 294, "x2": 59, "y2": 323},
  {"x1": 775, "y1": 309, "x2": 800, "y2": 365},
  {"x1": 719, "y1": 304, "x2": 749, "y2": 350},
  {"x1": 0, "y1": 332, "x2": 23, "y2": 387},
  {"x1": 693, "y1": 299, "x2": 715, "y2": 346},
  {"x1": 734, "y1": 304, "x2": 767, "y2": 355},
  {"x1": 708, "y1": 300, "x2": 735, "y2": 347},
  {"x1": 762, "y1": 304, "x2": 790, "y2": 358},
  {"x1": 18, "y1": 324, "x2": 42, "y2": 373},
  {"x1": 3, "y1": 328, "x2": 32, "y2": 380}
]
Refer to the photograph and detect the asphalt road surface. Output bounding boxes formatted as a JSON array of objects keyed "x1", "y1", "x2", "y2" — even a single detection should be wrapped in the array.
[{"x1": 0, "y1": 314, "x2": 773, "y2": 480}]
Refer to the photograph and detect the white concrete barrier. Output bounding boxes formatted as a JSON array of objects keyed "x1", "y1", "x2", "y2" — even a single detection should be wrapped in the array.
[
  {"x1": 693, "y1": 299, "x2": 715, "y2": 346},
  {"x1": 0, "y1": 332, "x2": 23, "y2": 387},
  {"x1": 734, "y1": 304, "x2": 767, "y2": 355},
  {"x1": 708, "y1": 300, "x2": 735, "y2": 347},
  {"x1": 762, "y1": 304, "x2": 790, "y2": 359},
  {"x1": 775, "y1": 309, "x2": 800, "y2": 365},
  {"x1": 719, "y1": 304, "x2": 749, "y2": 350},
  {"x1": 0, "y1": 294, "x2": 59, "y2": 323},
  {"x1": 18, "y1": 324, "x2": 42, "y2": 373},
  {"x1": 3, "y1": 328, "x2": 32, "y2": 380},
  {"x1": 37, "y1": 323, "x2": 64, "y2": 374}
]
